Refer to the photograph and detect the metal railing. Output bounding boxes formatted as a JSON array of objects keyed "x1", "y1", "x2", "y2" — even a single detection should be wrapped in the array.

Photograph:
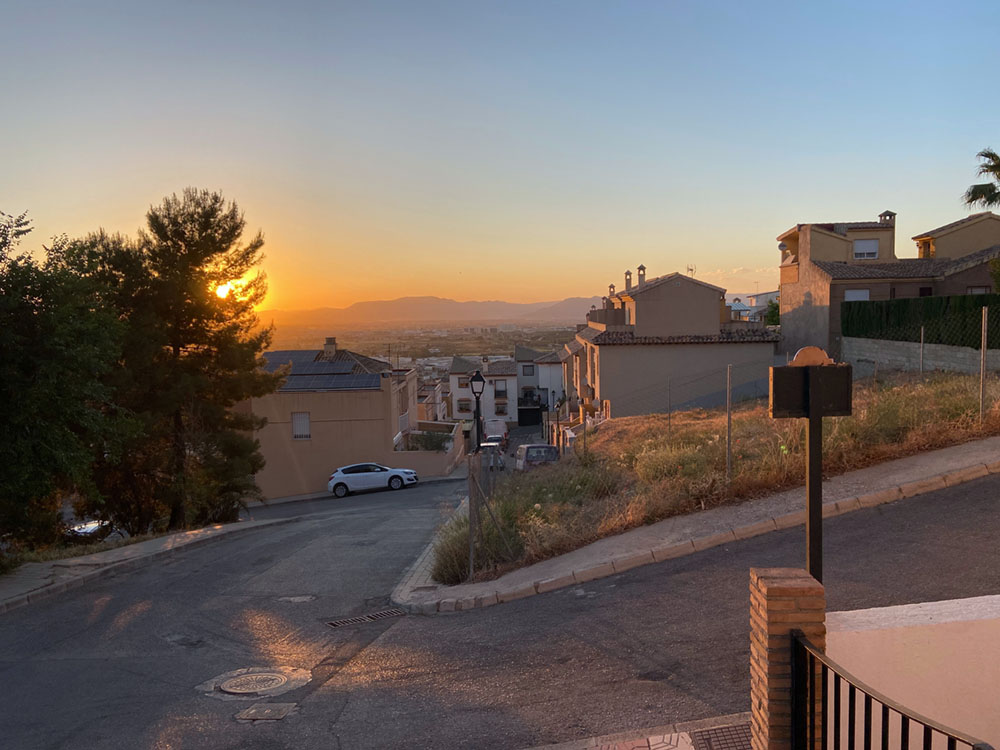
[{"x1": 791, "y1": 633, "x2": 994, "y2": 750}]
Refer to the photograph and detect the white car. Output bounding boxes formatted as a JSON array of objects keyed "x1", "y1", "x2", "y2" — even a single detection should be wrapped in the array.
[{"x1": 327, "y1": 463, "x2": 418, "y2": 497}]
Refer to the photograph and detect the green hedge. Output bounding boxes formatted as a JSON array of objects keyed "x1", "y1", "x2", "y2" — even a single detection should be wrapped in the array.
[{"x1": 841, "y1": 294, "x2": 1000, "y2": 349}]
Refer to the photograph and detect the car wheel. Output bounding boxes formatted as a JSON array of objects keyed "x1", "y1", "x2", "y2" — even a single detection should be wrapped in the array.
[
  {"x1": 388, "y1": 476, "x2": 403, "y2": 491},
  {"x1": 333, "y1": 483, "x2": 349, "y2": 498}
]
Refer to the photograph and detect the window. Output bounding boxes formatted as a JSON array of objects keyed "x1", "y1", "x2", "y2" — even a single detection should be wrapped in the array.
[
  {"x1": 291, "y1": 412, "x2": 310, "y2": 440},
  {"x1": 457, "y1": 398, "x2": 472, "y2": 413},
  {"x1": 968, "y1": 286, "x2": 991, "y2": 295},
  {"x1": 495, "y1": 380, "x2": 507, "y2": 399},
  {"x1": 853, "y1": 239, "x2": 879, "y2": 260},
  {"x1": 495, "y1": 402, "x2": 508, "y2": 415},
  {"x1": 522, "y1": 364, "x2": 535, "y2": 376},
  {"x1": 458, "y1": 377, "x2": 470, "y2": 388},
  {"x1": 919, "y1": 287, "x2": 933, "y2": 297},
  {"x1": 843, "y1": 289, "x2": 870, "y2": 302}
]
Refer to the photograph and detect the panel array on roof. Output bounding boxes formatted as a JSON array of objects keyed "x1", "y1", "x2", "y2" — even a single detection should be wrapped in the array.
[
  {"x1": 280, "y1": 373, "x2": 382, "y2": 391},
  {"x1": 288, "y1": 361, "x2": 355, "y2": 375},
  {"x1": 262, "y1": 350, "x2": 321, "y2": 372}
]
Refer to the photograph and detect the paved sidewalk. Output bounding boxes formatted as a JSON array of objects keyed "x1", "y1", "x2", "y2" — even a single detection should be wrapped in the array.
[
  {"x1": 524, "y1": 713, "x2": 751, "y2": 750},
  {"x1": 0, "y1": 516, "x2": 301, "y2": 615},
  {"x1": 393, "y1": 435, "x2": 1000, "y2": 614}
]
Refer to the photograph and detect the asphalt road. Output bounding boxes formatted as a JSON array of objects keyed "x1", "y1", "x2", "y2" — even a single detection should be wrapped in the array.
[{"x1": 1, "y1": 473, "x2": 998, "y2": 749}]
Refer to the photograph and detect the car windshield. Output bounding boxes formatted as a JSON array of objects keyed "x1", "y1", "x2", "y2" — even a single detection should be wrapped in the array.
[{"x1": 527, "y1": 447, "x2": 558, "y2": 460}]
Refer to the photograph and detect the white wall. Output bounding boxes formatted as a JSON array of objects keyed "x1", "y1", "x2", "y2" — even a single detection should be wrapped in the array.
[
  {"x1": 827, "y1": 596, "x2": 1000, "y2": 747},
  {"x1": 537, "y1": 363, "x2": 563, "y2": 408}
]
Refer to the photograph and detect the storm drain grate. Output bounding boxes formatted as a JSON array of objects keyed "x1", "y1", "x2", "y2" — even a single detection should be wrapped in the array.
[{"x1": 327, "y1": 608, "x2": 406, "y2": 628}]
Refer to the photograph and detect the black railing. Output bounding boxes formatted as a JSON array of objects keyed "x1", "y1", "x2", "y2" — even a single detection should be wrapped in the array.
[{"x1": 791, "y1": 633, "x2": 994, "y2": 750}]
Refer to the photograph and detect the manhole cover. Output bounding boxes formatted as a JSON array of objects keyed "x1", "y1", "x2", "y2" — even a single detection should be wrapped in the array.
[{"x1": 219, "y1": 672, "x2": 288, "y2": 695}]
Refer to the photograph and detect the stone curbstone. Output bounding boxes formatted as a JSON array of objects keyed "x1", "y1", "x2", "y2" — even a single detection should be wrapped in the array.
[
  {"x1": 573, "y1": 562, "x2": 615, "y2": 583},
  {"x1": 773, "y1": 510, "x2": 805, "y2": 530},
  {"x1": 474, "y1": 592, "x2": 499, "y2": 609},
  {"x1": 497, "y1": 583, "x2": 537, "y2": 603},
  {"x1": 943, "y1": 464, "x2": 989, "y2": 487},
  {"x1": 651, "y1": 540, "x2": 694, "y2": 562},
  {"x1": 986, "y1": 460, "x2": 1000, "y2": 474},
  {"x1": 438, "y1": 598, "x2": 457, "y2": 612},
  {"x1": 611, "y1": 551, "x2": 654, "y2": 574},
  {"x1": 536, "y1": 573, "x2": 576, "y2": 594},
  {"x1": 858, "y1": 487, "x2": 902, "y2": 508},
  {"x1": 692, "y1": 530, "x2": 736, "y2": 551},
  {"x1": 899, "y1": 475, "x2": 947, "y2": 498},
  {"x1": 733, "y1": 519, "x2": 778, "y2": 541},
  {"x1": 835, "y1": 497, "x2": 861, "y2": 514}
]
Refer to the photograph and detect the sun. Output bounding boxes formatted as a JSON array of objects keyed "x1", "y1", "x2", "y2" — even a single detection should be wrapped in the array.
[{"x1": 215, "y1": 283, "x2": 233, "y2": 299}]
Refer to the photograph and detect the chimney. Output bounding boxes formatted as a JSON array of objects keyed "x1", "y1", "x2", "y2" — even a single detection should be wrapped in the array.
[
  {"x1": 324, "y1": 336, "x2": 337, "y2": 357},
  {"x1": 482, "y1": 356, "x2": 489, "y2": 366},
  {"x1": 624, "y1": 270, "x2": 632, "y2": 291},
  {"x1": 637, "y1": 264, "x2": 646, "y2": 286},
  {"x1": 879, "y1": 210, "x2": 896, "y2": 226},
  {"x1": 609, "y1": 282, "x2": 616, "y2": 296}
]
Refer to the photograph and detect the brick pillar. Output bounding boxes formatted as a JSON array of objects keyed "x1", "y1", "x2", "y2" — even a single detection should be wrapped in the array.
[{"x1": 749, "y1": 568, "x2": 826, "y2": 750}]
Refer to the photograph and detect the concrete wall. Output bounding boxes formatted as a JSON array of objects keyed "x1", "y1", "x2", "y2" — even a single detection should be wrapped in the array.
[
  {"x1": 595, "y1": 342, "x2": 776, "y2": 417},
  {"x1": 537, "y1": 362, "x2": 562, "y2": 408},
  {"x1": 927, "y1": 215, "x2": 1000, "y2": 259},
  {"x1": 779, "y1": 253, "x2": 833, "y2": 356},
  {"x1": 827, "y1": 596, "x2": 1000, "y2": 748},
  {"x1": 842, "y1": 336, "x2": 1000, "y2": 377}
]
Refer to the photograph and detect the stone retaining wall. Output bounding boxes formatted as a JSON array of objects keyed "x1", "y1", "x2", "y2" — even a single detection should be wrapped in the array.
[{"x1": 842, "y1": 336, "x2": 1000, "y2": 376}]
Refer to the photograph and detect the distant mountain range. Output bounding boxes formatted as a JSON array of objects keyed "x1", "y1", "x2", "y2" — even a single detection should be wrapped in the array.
[{"x1": 258, "y1": 295, "x2": 603, "y2": 329}]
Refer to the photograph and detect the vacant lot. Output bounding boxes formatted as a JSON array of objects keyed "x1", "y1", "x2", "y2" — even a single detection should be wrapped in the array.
[{"x1": 433, "y1": 372, "x2": 1000, "y2": 584}]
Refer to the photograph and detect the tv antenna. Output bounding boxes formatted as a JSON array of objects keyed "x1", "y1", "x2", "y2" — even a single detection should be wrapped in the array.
[{"x1": 686, "y1": 264, "x2": 697, "y2": 277}]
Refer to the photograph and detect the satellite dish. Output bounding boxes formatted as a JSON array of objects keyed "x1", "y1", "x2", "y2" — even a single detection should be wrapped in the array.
[{"x1": 778, "y1": 242, "x2": 788, "y2": 252}]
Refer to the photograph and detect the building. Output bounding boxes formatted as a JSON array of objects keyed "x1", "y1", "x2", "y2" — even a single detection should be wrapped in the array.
[
  {"x1": 778, "y1": 210, "x2": 1000, "y2": 356},
  {"x1": 448, "y1": 356, "x2": 518, "y2": 426},
  {"x1": 252, "y1": 337, "x2": 462, "y2": 499},
  {"x1": 416, "y1": 380, "x2": 448, "y2": 422},
  {"x1": 564, "y1": 266, "x2": 779, "y2": 418}
]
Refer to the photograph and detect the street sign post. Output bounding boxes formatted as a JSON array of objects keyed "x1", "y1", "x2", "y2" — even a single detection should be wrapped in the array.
[{"x1": 769, "y1": 346, "x2": 852, "y2": 582}]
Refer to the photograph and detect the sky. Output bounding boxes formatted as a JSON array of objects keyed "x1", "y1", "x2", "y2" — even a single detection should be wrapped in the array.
[{"x1": 2, "y1": 0, "x2": 998, "y2": 310}]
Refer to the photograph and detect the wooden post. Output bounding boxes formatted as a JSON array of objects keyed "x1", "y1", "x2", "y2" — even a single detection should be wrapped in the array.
[
  {"x1": 805, "y1": 368, "x2": 823, "y2": 583},
  {"x1": 919, "y1": 325, "x2": 925, "y2": 376},
  {"x1": 467, "y1": 455, "x2": 477, "y2": 580},
  {"x1": 726, "y1": 364, "x2": 733, "y2": 484}
]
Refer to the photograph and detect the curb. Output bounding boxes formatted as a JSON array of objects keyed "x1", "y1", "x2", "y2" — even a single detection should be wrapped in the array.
[
  {"x1": 396, "y1": 460, "x2": 1000, "y2": 614},
  {"x1": 0, "y1": 515, "x2": 303, "y2": 616},
  {"x1": 391, "y1": 497, "x2": 469, "y2": 614},
  {"x1": 522, "y1": 711, "x2": 752, "y2": 750}
]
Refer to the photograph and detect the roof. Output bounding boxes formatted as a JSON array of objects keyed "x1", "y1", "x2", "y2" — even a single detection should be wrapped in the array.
[
  {"x1": 592, "y1": 329, "x2": 780, "y2": 346},
  {"x1": 813, "y1": 245, "x2": 1000, "y2": 281},
  {"x1": 449, "y1": 356, "x2": 517, "y2": 377},
  {"x1": 576, "y1": 326, "x2": 601, "y2": 343},
  {"x1": 729, "y1": 301, "x2": 751, "y2": 311},
  {"x1": 912, "y1": 212, "x2": 997, "y2": 240},
  {"x1": 535, "y1": 351, "x2": 561, "y2": 364},
  {"x1": 613, "y1": 272, "x2": 725, "y2": 298},
  {"x1": 779, "y1": 216, "x2": 895, "y2": 241},
  {"x1": 262, "y1": 348, "x2": 390, "y2": 392},
  {"x1": 515, "y1": 345, "x2": 543, "y2": 362}
]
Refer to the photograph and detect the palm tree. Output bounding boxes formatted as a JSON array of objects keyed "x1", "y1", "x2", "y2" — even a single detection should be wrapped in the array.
[{"x1": 963, "y1": 148, "x2": 1000, "y2": 208}]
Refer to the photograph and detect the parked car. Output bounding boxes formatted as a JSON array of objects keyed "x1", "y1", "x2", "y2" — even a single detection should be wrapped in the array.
[
  {"x1": 484, "y1": 419, "x2": 509, "y2": 448},
  {"x1": 479, "y1": 441, "x2": 506, "y2": 470},
  {"x1": 327, "y1": 463, "x2": 418, "y2": 497},
  {"x1": 515, "y1": 444, "x2": 560, "y2": 471}
]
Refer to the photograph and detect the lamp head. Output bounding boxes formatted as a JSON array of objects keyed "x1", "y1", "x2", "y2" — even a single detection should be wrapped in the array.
[{"x1": 470, "y1": 370, "x2": 486, "y2": 397}]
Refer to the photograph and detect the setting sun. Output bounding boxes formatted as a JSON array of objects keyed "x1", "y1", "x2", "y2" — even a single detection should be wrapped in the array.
[{"x1": 215, "y1": 283, "x2": 232, "y2": 299}]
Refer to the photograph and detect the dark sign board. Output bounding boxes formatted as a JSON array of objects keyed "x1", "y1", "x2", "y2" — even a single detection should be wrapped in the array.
[{"x1": 769, "y1": 364, "x2": 853, "y2": 419}]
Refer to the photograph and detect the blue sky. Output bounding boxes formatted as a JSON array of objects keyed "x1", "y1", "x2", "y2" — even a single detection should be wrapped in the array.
[{"x1": 2, "y1": 1, "x2": 997, "y2": 308}]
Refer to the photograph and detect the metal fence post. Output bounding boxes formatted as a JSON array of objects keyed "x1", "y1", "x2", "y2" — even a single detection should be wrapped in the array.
[
  {"x1": 467, "y1": 454, "x2": 477, "y2": 580},
  {"x1": 981, "y1": 306, "x2": 988, "y2": 424},
  {"x1": 726, "y1": 364, "x2": 733, "y2": 485},
  {"x1": 667, "y1": 377, "x2": 672, "y2": 442},
  {"x1": 919, "y1": 325, "x2": 925, "y2": 376}
]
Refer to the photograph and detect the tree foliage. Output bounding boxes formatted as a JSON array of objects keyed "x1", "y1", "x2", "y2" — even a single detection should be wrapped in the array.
[
  {"x1": 55, "y1": 189, "x2": 282, "y2": 532},
  {"x1": 0, "y1": 214, "x2": 121, "y2": 552},
  {"x1": 963, "y1": 148, "x2": 1000, "y2": 209},
  {"x1": 764, "y1": 299, "x2": 780, "y2": 325}
]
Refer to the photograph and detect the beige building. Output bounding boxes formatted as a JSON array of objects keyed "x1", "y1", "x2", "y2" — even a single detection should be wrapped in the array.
[
  {"x1": 779, "y1": 211, "x2": 1000, "y2": 356},
  {"x1": 252, "y1": 337, "x2": 461, "y2": 500},
  {"x1": 564, "y1": 268, "x2": 779, "y2": 418}
]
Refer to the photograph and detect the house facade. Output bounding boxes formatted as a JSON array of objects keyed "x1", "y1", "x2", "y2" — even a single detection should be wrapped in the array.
[
  {"x1": 779, "y1": 211, "x2": 1000, "y2": 356},
  {"x1": 564, "y1": 267, "x2": 779, "y2": 418},
  {"x1": 449, "y1": 356, "x2": 518, "y2": 426},
  {"x1": 252, "y1": 337, "x2": 419, "y2": 499}
]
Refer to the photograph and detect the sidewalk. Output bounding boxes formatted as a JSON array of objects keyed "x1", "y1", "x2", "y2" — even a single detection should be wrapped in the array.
[
  {"x1": 245, "y1": 461, "x2": 468, "y2": 509},
  {"x1": 393, "y1": 435, "x2": 1000, "y2": 614},
  {"x1": 0, "y1": 516, "x2": 301, "y2": 615},
  {"x1": 524, "y1": 712, "x2": 751, "y2": 750}
]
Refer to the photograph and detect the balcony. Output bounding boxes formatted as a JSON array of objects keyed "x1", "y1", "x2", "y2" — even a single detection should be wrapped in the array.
[{"x1": 518, "y1": 395, "x2": 544, "y2": 409}]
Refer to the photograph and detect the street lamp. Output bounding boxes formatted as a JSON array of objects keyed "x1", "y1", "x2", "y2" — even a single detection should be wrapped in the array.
[{"x1": 470, "y1": 370, "x2": 486, "y2": 452}]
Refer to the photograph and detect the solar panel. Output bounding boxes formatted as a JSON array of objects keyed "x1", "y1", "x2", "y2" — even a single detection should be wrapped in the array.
[
  {"x1": 262, "y1": 350, "x2": 322, "y2": 373},
  {"x1": 279, "y1": 373, "x2": 382, "y2": 392},
  {"x1": 289, "y1": 361, "x2": 354, "y2": 375}
]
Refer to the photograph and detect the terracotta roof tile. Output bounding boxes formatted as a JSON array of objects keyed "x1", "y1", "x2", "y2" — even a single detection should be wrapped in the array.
[
  {"x1": 912, "y1": 212, "x2": 996, "y2": 239},
  {"x1": 592, "y1": 329, "x2": 780, "y2": 345},
  {"x1": 813, "y1": 245, "x2": 1000, "y2": 280}
]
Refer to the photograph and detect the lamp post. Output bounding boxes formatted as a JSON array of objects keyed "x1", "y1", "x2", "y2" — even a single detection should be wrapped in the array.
[{"x1": 470, "y1": 369, "x2": 486, "y2": 452}]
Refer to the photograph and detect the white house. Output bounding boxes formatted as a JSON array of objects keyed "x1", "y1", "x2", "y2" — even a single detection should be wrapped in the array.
[
  {"x1": 449, "y1": 356, "x2": 518, "y2": 426},
  {"x1": 535, "y1": 351, "x2": 563, "y2": 409}
]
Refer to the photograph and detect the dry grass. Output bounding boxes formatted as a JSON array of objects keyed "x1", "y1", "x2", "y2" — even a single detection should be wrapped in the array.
[
  {"x1": 0, "y1": 531, "x2": 167, "y2": 574},
  {"x1": 431, "y1": 372, "x2": 1000, "y2": 585}
]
